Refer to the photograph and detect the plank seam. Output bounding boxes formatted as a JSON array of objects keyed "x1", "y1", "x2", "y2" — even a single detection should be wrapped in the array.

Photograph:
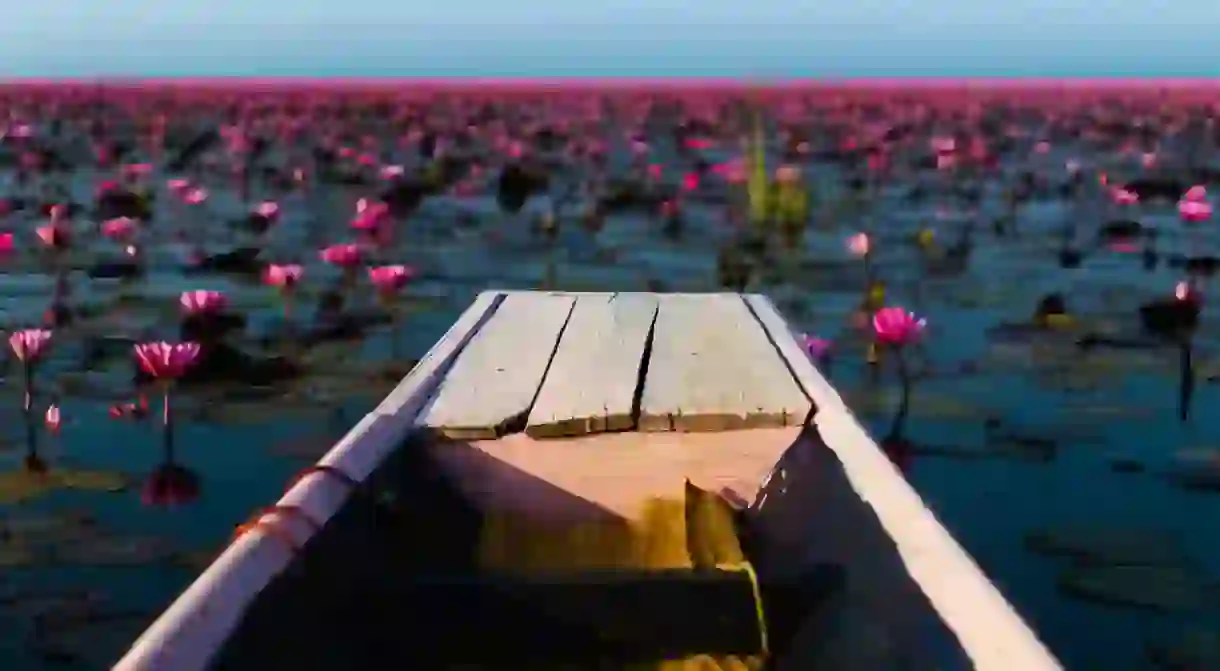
[
  {"x1": 496, "y1": 295, "x2": 579, "y2": 437},
  {"x1": 739, "y1": 294, "x2": 817, "y2": 426},
  {"x1": 405, "y1": 291, "x2": 509, "y2": 432},
  {"x1": 627, "y1": 293, "x2": 660, "y2": 431}
]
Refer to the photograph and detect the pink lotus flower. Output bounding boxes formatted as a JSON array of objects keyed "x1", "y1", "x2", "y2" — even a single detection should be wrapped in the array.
[
  {"x1": 1111, "y1": 188, "x2": 1139, "y2": 205},
  {"x1": 1184, "y1": 185, "x2": 1208, "y2": 202},
  {"x1": 0, "y1": 232, "x2": 13, "y2": 254},
  {"x1": 380, "y1": 164, "x2": 405, "y2": 179},
  {"x1": 122, "y1": 163, "x2": 153, "y2": 178},
  {"x1": 355, "y1": 198, "x2": 390, "y2": 219},
  {"x1": 167, "y1": 178, "x2": 191, "y2": 194},
  {"x1": 1175, "y1": 280, "x2": 1202, "y2": 303},
  {"x1": 45, "y1": 404, "x2": 61, "y2": 434},
  {"x1": 9, "y1": 329, "x2": 52, "y2": 363},
  {"x1": 101, "y1": 217, "x2": 138, "y2": 240},
  {"x1": 352, "y1": 199, "x2": 390, "y2": 231},
  {"x1": 847, "y1": 232, "x2": 871, "y2": 257},
  {"x1": 180, "y1": 290, "x2": 227, "y2": 315},
  {"x1": 368, "y1": 265, "x2": 414, "y2": 295},
  {"x1": 929, "y1": 137, "x2": 955, "y2": 154},
  {"x1": 320, "y1": 243, "x2": 362, "y2": 268},
  {"x1": 254, "y1": 201, "x2": 280, "y2": 220},
  {"x1": 774, "y1": 165, "x2": 801, "y2": 185},
  {"x1": 803, "y1": 334, "x2": 831, "y2": 359},
  {"x1": 35, "y1": 225, "x2": 67, "y2": 249},
  {"x1": 264, "y1": 263, "x2": 304, "y2": 289},
  {"x1": 1179, "y1": 199, "x2": 1213, "y2": 222},
  {"x1": 133, "y1": 342, "x2": 202, "y2": 380},
  {"x1": 95, "y1": 180, "x2": 120, "y2": 197},
  {"x1": 873, "y1": 307, "x2": 926, "y2": 346},
  {"x1": 183, "y1": 187, "x2": 208, "y2": 205},
  {"x1": 711, "y1": 159, "x2": 746, "y2": 184},
  {"x1": 1141, "y1": 152, "x2": 1157, "y2": 168}
]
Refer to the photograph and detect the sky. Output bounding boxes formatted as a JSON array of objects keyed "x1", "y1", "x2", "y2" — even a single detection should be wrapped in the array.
[{"x1": 0, "y1": 0, "x2": 1218, "y2": 77}]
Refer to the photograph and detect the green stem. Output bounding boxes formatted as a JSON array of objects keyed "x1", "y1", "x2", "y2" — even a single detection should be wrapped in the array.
[
  {"x1": 163, "y1": 385, "x2": 175, "y2": 464},
  {"x1": 885, "y1": 348, "x2": 911, "y2": 442}
]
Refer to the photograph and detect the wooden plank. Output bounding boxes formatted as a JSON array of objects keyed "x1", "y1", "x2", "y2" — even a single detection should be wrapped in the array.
[
  {"x1": 742, "y1": 293, "x2": 846, "y2": 415},
  {"x1": 639, "y1": 294, "x2": 811, "y2": 432},
  {"x1": 525, "y1": 293, "x2": 657, "y2": 438},
  {"x1": 419, "y1": 292, "x2": 575, "y2": 439}
]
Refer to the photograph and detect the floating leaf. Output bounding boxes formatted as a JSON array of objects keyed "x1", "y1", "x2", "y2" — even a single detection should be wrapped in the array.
[
  {"x1": 54, "y1": 469, "x2": 129, "y2": 493},
  {"x1": 0, "y1": 468, "x2": 129, "y2": 505},
  {"x1": 53, "y1": 535, "x2": 176, "y2": 566},
  {"x1": 0, "y1": 510, "x2": 97, "y2": 544},
  {"x1": 1146, "y1": 629, "x2": 1220, "y2": 670},
  {"x1": 1025, "y1": 526, "x2": 1189, "y2": 566},
  {"x1": 0, "y1": 587, "x2": 105, "y2": 619},
  {"x1": 169, "y1": 548, "x2": 220, "y2": 572},
  {"x1": 27, "y1": 607, "x2": 152, "y2": 669},
  {"x1": 1163, "y1": 447, "x2": 1220, "y2": 491},
  {"x1": 0, "y1": 543, "x2": 38, "y2": 568},
  {"x1": 842, "y1": 388, "x2": 988, "y2": 420},
  {"x1": 1058, "y1": 564, "x2": 1210, "y2": 612}
]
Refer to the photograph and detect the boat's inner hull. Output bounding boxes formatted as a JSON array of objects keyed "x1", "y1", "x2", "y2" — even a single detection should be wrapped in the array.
[{"x1": 212, "y1": 428, "x2": 841, "y2": 670}]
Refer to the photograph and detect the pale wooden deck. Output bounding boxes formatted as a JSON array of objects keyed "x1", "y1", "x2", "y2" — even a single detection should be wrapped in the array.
[{"x1": 418, "y1": 291, "x2": 814, "y2": 438}]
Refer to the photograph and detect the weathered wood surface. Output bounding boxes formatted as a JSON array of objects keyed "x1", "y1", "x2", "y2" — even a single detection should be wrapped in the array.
[
  {"x1": 419, "y1": 292, "x2": 575, "y2": 439},
  {"x1": 525, "y1": 293, "x2": 658, "y2": 438},
  {"x1": 743, "y1": 294, "x2": 845, "y2": 415},
  {"x1": 639, "y1": 294, "x2": 812, "y2": 432}
]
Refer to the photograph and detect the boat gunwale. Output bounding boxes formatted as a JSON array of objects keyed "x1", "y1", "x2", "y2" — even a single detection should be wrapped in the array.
[
  {"x1": 113, "y1": 290, "x2": 506, "y2": 671},
  {"x1": 114, "y1": 291, "x2": 1063, "y2": 671}
]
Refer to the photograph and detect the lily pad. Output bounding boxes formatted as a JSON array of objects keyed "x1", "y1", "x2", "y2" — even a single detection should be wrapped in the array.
[
  {"x1": 0, "y1": 586, "x2": 107, "y2": 625},
  {"x1": 0, "y1": 468, "x2": 129, "y2": 505},
  {"x1": 54, "y1": 469, "x2": 129, "y2": 493},
  {"x1": 1025, "y1": 526, "x2": 1189, "y2": 566},
  {"x1": 0, "y1": 543, "x2": 38, "y2": 568},
  {"x1": 1163, "y1": 447, "x2": 1220, "y2": 491},
  {"x1": 0, "y1": 510, "x2": 97, "y2": 544},
  {"x1": 27, "y1": 607, "x2": 152, "y2": 668},
  {"x1": 1147, "y1": 629, "x2": 1220, "y2": 670},
  {"x1": 52, "y1": 535, "x2": 177, "y2": 566},
  {"x1": 842, "y1": 388, "x2": 988, "y2": 420},
  {"x1": 1058, "y1": 564, "x2": 1210, "y2": 612}
]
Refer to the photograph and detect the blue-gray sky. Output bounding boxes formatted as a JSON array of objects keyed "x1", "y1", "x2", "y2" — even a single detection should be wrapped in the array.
[{"x1": 1, "y1": 0, "x2": 1217, "y2": 77}]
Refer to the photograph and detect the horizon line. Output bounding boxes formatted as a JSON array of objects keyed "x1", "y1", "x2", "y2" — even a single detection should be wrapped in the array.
[{"x1": 0, "y1": 76, "x2": 1219, "y2": 90}]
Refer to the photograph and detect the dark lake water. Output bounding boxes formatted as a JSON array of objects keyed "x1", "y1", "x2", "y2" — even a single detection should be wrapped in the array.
[{"x1": 1, "y1": 87, "x2": 1219, "y2": 669}]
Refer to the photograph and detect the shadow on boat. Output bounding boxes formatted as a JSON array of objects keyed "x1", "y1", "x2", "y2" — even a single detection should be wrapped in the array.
[{"x1": 212, "y1": 422, "x2": 973, "y2": 670}]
